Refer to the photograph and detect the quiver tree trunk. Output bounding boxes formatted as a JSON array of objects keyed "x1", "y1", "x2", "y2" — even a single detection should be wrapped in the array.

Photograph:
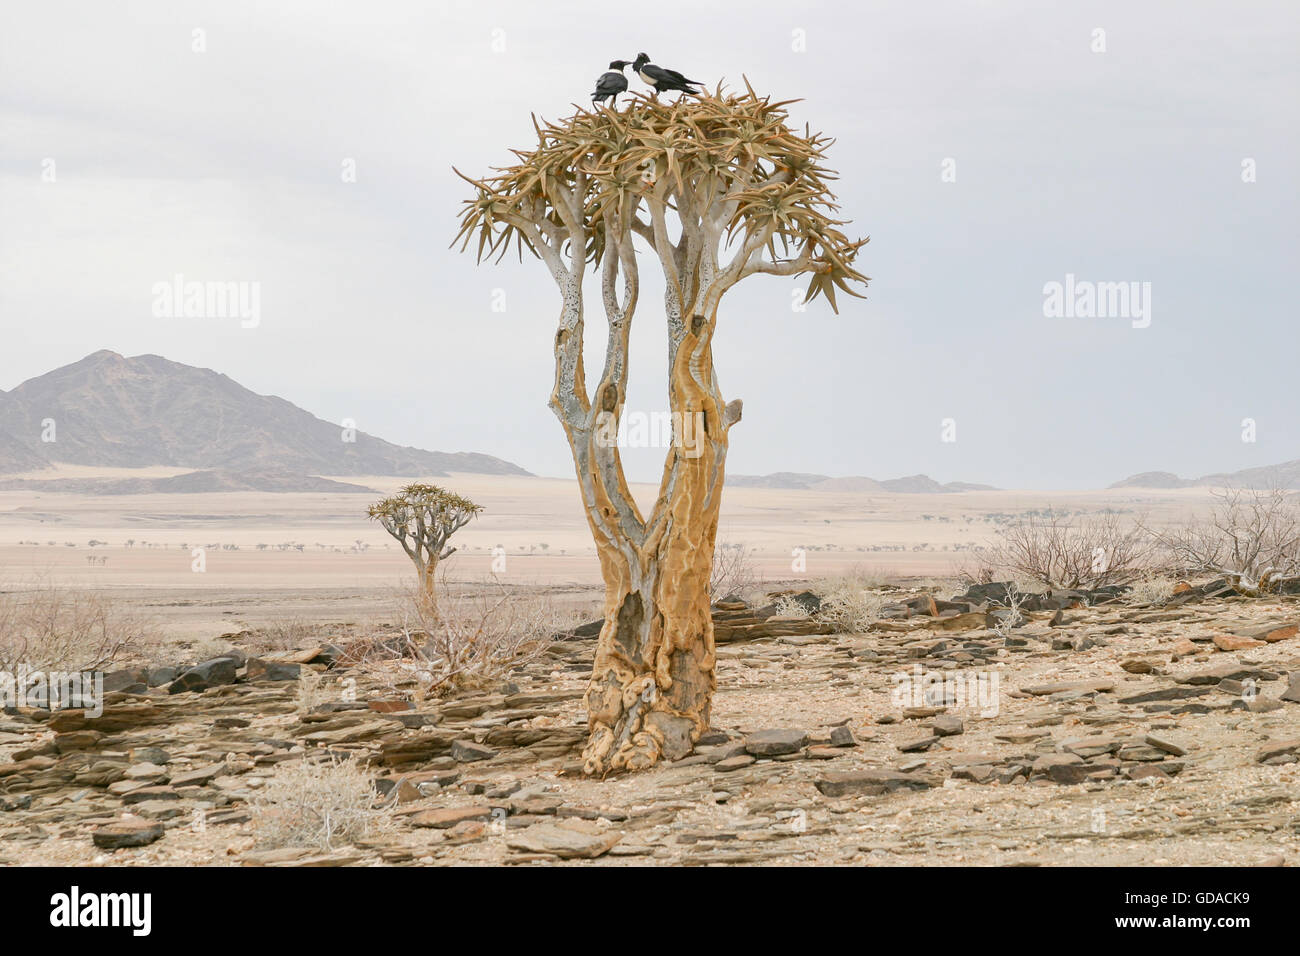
[
  {"x1": 454, "y1": 89, "x2": 869, "y2": 773},
  {"x1": 578, "y1": 313, "x2": 735, "y2": 773}
]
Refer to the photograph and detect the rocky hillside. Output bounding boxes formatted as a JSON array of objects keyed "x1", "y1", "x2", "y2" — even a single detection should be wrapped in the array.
[{"x1": 0, "y1": 351, "x2": 530, "y2": 479}]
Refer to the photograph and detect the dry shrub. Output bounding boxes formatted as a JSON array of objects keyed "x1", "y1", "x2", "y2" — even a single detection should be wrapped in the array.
[
  {"x1": 297, "y1": 667, "x2": 325, "y2": 715},
  {"x1": 1144, "y1": 486, "x2": 1300, "y2": 595},
  {"x1": 251, "y1": 753, "x2": 386, "y2": 851},
  {"x1": 0, "y1": 581, "x2": 158, "y2": 672},
  {"x1": 771, "y1": 594, "x2": 811, "y2": 619},
  {"x1": 811, "y1": 567, "x2": 892, "y2": 633},
  {"x1": 189, "y1": 636, "x2": 234, "y2": 663},
  {"x1": 246, "y1": 616, "x2": 325, "y2": 655},
  {"x1": 1125, "y1": 575, "x2": 1178, "y2": 606},
  {"x1": 981, "y1": 509, "x2": 1155, "y2": 589},
  {"x1": 388, "y1": 578, "x2": 567, "y2": 696},
  {"x1": 710, "y1": 540, "x2": 761, "y2": 602}
]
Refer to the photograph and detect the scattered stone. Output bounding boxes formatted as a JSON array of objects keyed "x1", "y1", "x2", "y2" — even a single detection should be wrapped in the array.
[
  {"x1": 1235, "y1": 622, "x2": 1298, "y2": 644},
  {"x1": 1118, "y1": 686, "x2": 1211, "y2": 705},
  {"x1": 829, "y1": 725, "x2": 857, "y2": 747},
  {"x1": 506, "y1": 820, "x2": 622, "y2": 859},
  {"x1": 715, "y1": 755, "x2": 757, "y2": 772},
  {"x1": 743, "y1": 729, "x2": 809, "y2": 757},
  {"x1": 814, "y1": 768, "x2": 935, "y2": 797},
  {"x1": 1144, "y1": 733, "x2": 1190, "y2": 757},
  {"x1": 1212, "y1": 634, "x2": 1265, "y2": 652},
  {"x1": 931, "y1": 716, "x2": 964, "y2": 737},
  {"x1": 168, "y1": 658, "x2": 238, "y2": 694},
  {"x1": 451, "y1": 740, "x2": 498, "y2": 763},
  {"x1": 245, "y1": 658, "x2": 302, "y2": 682},
  {"x1": 409, "y1": 806, "x2": 494, "y2": 829},
  {"x1": 92, "y1": 819, "x2": 164, "y2": 850},
  {"x1": 1280, "y1": 674, "x2": 1300, "y2": 705}
]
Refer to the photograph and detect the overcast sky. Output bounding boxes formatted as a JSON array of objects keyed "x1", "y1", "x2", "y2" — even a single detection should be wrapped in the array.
[{"x1": 2, "y1": 0, "x2": 1296, "y2": 489}]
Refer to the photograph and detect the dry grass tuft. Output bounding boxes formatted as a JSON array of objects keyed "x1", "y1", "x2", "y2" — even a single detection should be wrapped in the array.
[
  {"x1": 811, "y1": 567, "x2": 892, "y2": 633},
  {"x1": 251, "y1": 753, "x2": 387, "y2": 852}
]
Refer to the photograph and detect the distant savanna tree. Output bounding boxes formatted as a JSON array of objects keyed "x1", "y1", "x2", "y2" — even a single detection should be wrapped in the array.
[{"x1": 367, "y1": 484, "x2": 482, "y2": 613}]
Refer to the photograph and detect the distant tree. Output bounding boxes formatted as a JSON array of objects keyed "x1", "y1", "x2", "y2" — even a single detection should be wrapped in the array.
[{"x1": 367, "y1": 484, "x2": 482, "y2": 613}]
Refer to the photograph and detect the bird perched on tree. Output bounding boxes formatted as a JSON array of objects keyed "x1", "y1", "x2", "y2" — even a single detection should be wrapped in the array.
[
  {"x1": 632, "y1": 52, "x2": 702, "y2": 97},
  {"x1": 591, "y1": 60, "x2": 632, "y2": 107}
]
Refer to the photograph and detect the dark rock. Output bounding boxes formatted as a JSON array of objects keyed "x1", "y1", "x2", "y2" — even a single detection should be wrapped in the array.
[
  {"x1": 815, "y1": 768, "x2": 935, "y2": 797},
  {"x1": 931, "y1": 716, "x2": 964, "y2": 737},
  {"x1": 743, "y1": 729, "x2": 809, "y2": 757},
  {"x1": 451, "y1": 739, "x2": 498, "y2": 763},
  {"x1": 717, "y1": 754, "x2": 758, "y2": 773},
  {"x1": 1118, "y1": 686, "x2": 1211, "y2": 704},
  {"x1": 168, "y1": 657, "x2": 238, "y2": 694},
  {"x1": 245, "y1": 658, "x2": 301, "y2": 682},
  {"x1": 829, "y1": 725, "x2": 857, "y2": 747},
  {"x1": 146, "y1": 667, "x2": 179, "y2": 687},
  {"x1": 102, "y1": 669, "x2": 148, "y2": 694},
  {"x1": 92, "y1": 820, "x2": 164, "y2": 849},
  {"x1": 1280, "y1": 673, "x2": 1300, "y2": 705}
]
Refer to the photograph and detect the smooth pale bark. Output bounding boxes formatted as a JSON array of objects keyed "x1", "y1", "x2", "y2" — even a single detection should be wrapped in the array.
[
  {"x1": 578, "y1": 312, "x2": 732, "y2": 773},
  {"x1": 534, "y1": 176, "x2": 759, "y2": 774}
]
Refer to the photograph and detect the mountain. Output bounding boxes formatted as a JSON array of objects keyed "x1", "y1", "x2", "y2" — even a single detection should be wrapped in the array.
[
  {"x1": 728, "y1": 472, "x2": 996, "y2": 493},
  {"x1": 0, "y1": 351, "x2": 531, "y2": 479},
  {"x1": 0, "y1": 470, "x2": 376, "y2": 495},
  {"x1": 1110, "y1": 460, "x2": 1300, "y2": 490}
]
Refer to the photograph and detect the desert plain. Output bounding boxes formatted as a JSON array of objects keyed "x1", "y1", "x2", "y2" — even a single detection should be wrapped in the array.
[{"x1": 0, "y1": 471, "x2": 1297, "y2": 867}]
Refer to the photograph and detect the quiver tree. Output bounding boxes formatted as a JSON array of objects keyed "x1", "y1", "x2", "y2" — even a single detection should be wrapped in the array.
[
  {"x1": 454, "y1": 85, "x2": 868, "y2": 774},
  {"x1": 367, "y1": 483, "x2": 482, "y2": 613}
]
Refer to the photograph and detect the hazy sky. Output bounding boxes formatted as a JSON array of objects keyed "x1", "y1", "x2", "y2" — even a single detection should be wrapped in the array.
[{"x1": 2, "y1": 0, "x2": 1297, "y2": 488}]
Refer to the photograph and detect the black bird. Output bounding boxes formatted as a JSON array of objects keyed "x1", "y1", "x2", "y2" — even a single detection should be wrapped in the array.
[
  {"x1": 632, "y1": 52, "x2": 702, "y2": 97},
  {"x1": 592, "y1": 60, "x2": 631, "y2": 107}
]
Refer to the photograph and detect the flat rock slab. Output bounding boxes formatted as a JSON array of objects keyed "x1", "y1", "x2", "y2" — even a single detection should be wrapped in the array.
[
  {"x1": 506, "y1": 820, "x2": 622, "y2": 859},
  {"x1": 1212, "y1": 634, "x2": 1266, "y2": 652},
  {"x1": 1280, "y1": 674, "x2": 1300, "y2": 705},
  {"x1": 744, "y1": 729, "x2": 809, "y2": 756},
  {"x1": 1235, "y1": 622, "x2": 1298, "y2": 643},
  {"x1": 409, "y1": 806, "x2": 494, "y2": 829},
  {"x1": 451, "y1": 740, "x2": 498, "y2": 763},
  {"x1": 1144, "y1": 732, "x2": 1190, "y2": 757},
  {"x1": 1021, "y1": 680, "x2": 1114, "y2": 696},
  {"x1": 1118, "y1": 686, "x2": 1212, "y2": 705},
  {"x1": 815, "y1": 768, "x2": 936, "y2": 797},
  {"x1": 93, "y1": 819, "x2": 165, "y2": 850}
]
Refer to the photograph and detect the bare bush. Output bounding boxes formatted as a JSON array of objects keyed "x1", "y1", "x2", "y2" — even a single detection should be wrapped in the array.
[
  {"x1": 1144, "y1": 487, "x2": 1300, "y2": 595},
  {"x1": 389, "y1": 578, "x2": 566, "y2": 695},
  {"x1": 981, "y1": 510, "x2": 1155, "y2": 589},
  {"x1": 812, "y1": 568, "x2": 891, "y2": 633},
  {"x1": 252, "y1": 753, "x2": 386, "y2": 851},
  {"x1": 246, "y1": 616, "x2": 327, "y2": 655},
  {"x1": 710, "y1": 540, "x2": 760, "y2": 602},
  {"x1": 771, "y1": 594, "x2": 811, "y2": 619},
  {"x1": 1125, "y1": 575, "x2": 1178, "y2": 606},
  {"x1": 0, "y1": 581, "x2": 157, "y2": 672},
  {"x1": 988, "y1": 583, "x2": 1027, "y2": 638},
  {"x1": 297, "y1": 667, "x2": 325, "y2": 715}
]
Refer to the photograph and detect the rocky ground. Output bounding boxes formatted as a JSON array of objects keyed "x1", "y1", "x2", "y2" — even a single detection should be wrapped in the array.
[{"x1": 1, "y1": 580, "x2": 1297, "y2": 866}]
